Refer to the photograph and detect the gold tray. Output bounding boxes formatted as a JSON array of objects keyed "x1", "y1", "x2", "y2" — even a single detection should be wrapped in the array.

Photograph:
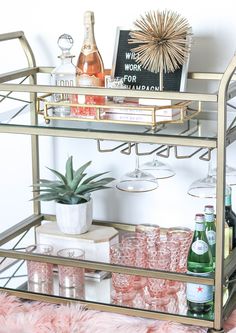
[{"x1": 37, "y1": 94, "x2": 201, "y2": 129}]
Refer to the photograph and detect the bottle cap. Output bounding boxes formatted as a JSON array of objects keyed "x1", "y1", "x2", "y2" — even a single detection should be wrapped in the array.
[
  {"x1": 57, "y1": 34, "x2": 74, "y2": 59},
  {"x1": 84, "y1": 11, "x2": 95, "y2": 25},
  {"x1": 195, "y1": 213, "x2": 205, "y2": 223},
  {"x1": 204, "y1": 205, "x2": 214, "y2": 214}
]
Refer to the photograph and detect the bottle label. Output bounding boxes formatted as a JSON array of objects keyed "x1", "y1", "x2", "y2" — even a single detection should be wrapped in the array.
[
  {"x1": 225, "y1": 194, "x2": 231, "y2": 206},
  {"x1": 77, "y1": 73, "x2": 102, "y2": 87},
  {"x1": 206, "y1": 230, "x2": 216, "y2": 245},
  {"x1": 82, "y1": 44, "x2": 97, "y2": 56},
  {"x1": 205, "y1": 215, "x2": 215, "y2": 223},
  {"x1": 195, "y1": 222, "x2": 205, "y2": 231},
  {"x1": 191, "y1": 240, "x2": 209, "y2": 255},
  {"x1": 186, "y1": 272, "x2": 213, "y2": 303}
]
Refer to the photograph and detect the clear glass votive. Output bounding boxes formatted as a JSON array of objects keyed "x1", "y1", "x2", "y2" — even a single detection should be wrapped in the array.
[
  {"x1": 26, "y1": 244, "x2": 54, "y2": 284},
  {"x1": 57, "y1": 248, "x2": 85, "y2": 289},
  {"x1": 105, "y1": 76, "x2": 126, "y2": 103}
]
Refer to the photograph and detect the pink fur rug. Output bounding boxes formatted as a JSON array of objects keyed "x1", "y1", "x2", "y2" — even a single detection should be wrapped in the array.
[{"x1": 0, "y1": 292, "x2": 235, "y2": 333}]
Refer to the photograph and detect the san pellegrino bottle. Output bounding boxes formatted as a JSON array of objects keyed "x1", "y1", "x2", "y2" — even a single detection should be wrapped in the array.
[
  {"x1": 186, "y1": 213, "x2": 214, "y2": 314},
  {"x1": 75, "y1": 11, "x2": 105, "y2": 116},
  {"x1": 225, "y1": 186, "x2": 236, "y2": 248},
  {"x1": 51, "y1": 34, "x2": 76, "y2": 116},
  {"x1": 204, "y1": 205, "x2": 216, "y2": 263}
]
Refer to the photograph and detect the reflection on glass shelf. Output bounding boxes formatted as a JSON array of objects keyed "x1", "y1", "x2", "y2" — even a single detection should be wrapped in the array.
[
  {"x1": 0, "y1": 260, "x2": 214, "y2": 321},
  {"x1": 0, "y1": 104, "x2": 224, "y2": 141}
]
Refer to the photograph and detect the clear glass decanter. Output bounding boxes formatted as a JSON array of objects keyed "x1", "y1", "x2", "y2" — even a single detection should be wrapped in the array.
[{"x1": 51, "y1": 33, "x2": 76, "y2": 116}]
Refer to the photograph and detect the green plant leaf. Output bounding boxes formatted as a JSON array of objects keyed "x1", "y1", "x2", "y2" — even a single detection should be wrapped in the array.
[
  {"x1": 79, "y1": 185, "x2": 111, "y2": 194},
  {"x1": 31, "y1": 193, "x2": 61, "y2": 201},
  {"x1": 81, "y1": 172, "x2": 109, "y2": 185},
  {"x1": 70, "y1": 160, "x2": 92, "y2": 190},
  {"x1": 32, "y1": 182, "x2": 64, "y2": 189},
  {"x1": 47, "y1": 167, "x2": 68, "y2": 186},
  {"x1": 90, "y1": 177, "x2": 115, "y2": 186},
  {"x1": 75, "y1": 178, "x2": 114, "y2": 194},
  {"x1": 65, "y1": 156, "x2": 73, "y2": 184}
]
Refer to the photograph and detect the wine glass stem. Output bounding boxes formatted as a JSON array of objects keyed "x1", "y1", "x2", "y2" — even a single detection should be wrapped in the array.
[
  {"x1": 135, "y1": 155, "x2": 140, "y2": 172},
  {"x1": 208, "y1": 160, "x2": 213, "y2": 177}
]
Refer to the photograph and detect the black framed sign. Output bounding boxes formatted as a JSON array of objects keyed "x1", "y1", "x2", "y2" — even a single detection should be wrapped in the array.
[{"x1": 111, "y1": 27, "x2": 190, "y2": 92}]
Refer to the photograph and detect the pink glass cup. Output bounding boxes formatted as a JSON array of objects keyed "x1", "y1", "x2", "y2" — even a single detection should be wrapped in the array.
[
  {"x1": 57, "y1": 248, "x2": 85, "y2": 289},
  {"x1": 167, "y1": 227, "x2": 193, "y2": 273},
  {"x1": 110, "y1": 243, "x2": 136, "y2": 301},
  {"x1": 28, "y1": 280, "x2": 53, "y2": 294},
  {"x1": 146, "y1": 248, "x2": 171, "y2": 306},
  {"x1": 135, "y1": 223, "x2": 160, "y2": 249},
  {"x1": 121, "y1": 234, "x2": 147, "y2": 290},
  {"x1": 26, "y1": 244, "x2": 54, "y2": 284},
  {"x1": 156, "y1": 240, "x2": 181, "y2": 294}
]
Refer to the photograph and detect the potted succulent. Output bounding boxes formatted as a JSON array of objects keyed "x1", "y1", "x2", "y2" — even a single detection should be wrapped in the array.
[{"x1": 32, "y1": 156, "x2": 115, "y2": 234}]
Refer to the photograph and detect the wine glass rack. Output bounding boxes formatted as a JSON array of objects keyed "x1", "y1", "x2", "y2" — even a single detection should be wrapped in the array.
[{"x1": 1, "y1": 31, "x2": 236, "y2": 333}]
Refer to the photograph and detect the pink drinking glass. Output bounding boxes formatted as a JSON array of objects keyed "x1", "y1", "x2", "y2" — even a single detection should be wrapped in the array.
[
  {"x1": 28, "y1": 280, "x2": 53, "y2": 294},
  {"x1": 121, "y1": 233, "x2": 147, "y2": 290},
  {"x1": 135, "y1": 223, "x2": 160, "y2": 249},
  {"x1": 57, "y1": 248, "x2": 85, "y2": 289},
  {"x1": 26, "y1": 244, "x2": 54, "y2": 284},
  {"x1": 110, "y1": 243, "x2": 136, "y2": 302},
  {"x1": 145, "y1": 248, "x2": 171, "y2": 306},
  {"x1": 156, "y1": 240, "x2": 181, "y2": 294},
  {"x1": 167, "y1": 227, "x2": 193, "y2": 273}
]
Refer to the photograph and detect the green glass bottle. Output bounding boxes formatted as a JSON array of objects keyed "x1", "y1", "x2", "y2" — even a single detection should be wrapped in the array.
[
  {"x1": 225, "y1": 186, "x2": 236, "y2": 248},
  {"x1": 204, "y1": 205, "x2": 216, "y2": 264},
  {"x1": 187, "y1": 213, "x2": 214, "y2": 314}
]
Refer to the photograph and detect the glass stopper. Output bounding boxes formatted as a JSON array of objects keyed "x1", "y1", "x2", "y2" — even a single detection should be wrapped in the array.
[{"x1": 57, "y1": 34, "x2": 74, "y2": 58}]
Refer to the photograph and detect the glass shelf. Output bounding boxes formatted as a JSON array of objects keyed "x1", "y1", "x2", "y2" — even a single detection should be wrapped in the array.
[
  {"x1": 0, "y1": 259, "x2": 214, "y2": 326},
  {"x1": 0, "y1": 104, "x2": 223, "y2": 148}
]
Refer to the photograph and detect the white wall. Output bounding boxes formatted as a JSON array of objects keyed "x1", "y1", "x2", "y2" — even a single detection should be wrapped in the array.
[{"x1": 1, "y1": 0, "x2": 236, "y2": 232}]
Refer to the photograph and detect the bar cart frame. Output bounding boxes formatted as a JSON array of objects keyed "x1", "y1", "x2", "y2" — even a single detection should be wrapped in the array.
[{"x1": 0, "y1": 31, "x2": 236, "y2": 332}]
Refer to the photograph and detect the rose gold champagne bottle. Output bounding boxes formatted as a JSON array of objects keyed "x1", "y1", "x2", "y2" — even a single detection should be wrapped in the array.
[{"x1": 74, "y1": 11, "x2": 104, "y2": 116}]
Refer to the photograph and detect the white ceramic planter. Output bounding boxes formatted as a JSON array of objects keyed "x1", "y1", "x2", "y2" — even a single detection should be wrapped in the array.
[{"x1": 56, "y1": 199, "x2": 93, "y2": 235}]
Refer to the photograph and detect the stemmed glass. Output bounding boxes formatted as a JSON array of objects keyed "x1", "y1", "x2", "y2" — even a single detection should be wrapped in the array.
[
  {"x1": 142, "y1": 155, "x2": 175, "y2": 180},
  {"x1": 116, "y1": 155, "x2": 158, "y2": 193},
  {"x1": 187, "y1": 161, "x2": 217, "y2": 198},
  {"x1": 187, "y1": 160, "x2": 231, "y2": 198},
  {"x1": 212, "y1": 163, "x2": 236, "y2": 186}
]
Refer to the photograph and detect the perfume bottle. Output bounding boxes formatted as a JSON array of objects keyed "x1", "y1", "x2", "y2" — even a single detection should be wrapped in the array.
[{"x1": 51, "y1": 34, "x2": 76, "y2": 116}]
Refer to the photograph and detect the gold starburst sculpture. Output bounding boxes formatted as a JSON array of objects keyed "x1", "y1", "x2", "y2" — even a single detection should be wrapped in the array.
[{"x1": 129, "y1": 10, "x2": 192, "y2": 90}]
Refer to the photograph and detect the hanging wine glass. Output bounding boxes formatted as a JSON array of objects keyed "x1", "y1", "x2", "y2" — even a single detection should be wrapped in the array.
[
  {"x1": 187, "y1": 161, "x2": 217, "y2": 198},
  {"x1": 141, "y1": 155, "x2": 175, "y2": 180},
  {"x1": 116, "y1": 155, "x2": 158, "y2": 193},
  {"x1": 212, "y1": 164, "x2": 236, "y2": 186},
  {"x1": 187, "y1": 160, "x2": 230, "y2": 198}
]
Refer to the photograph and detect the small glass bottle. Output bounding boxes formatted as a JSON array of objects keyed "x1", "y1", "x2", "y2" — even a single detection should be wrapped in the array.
[
  {"x1": 51, "y1": 34, "x2": 76, "y2": 116},
  {"x1": 75, "y1": 11, "x2": 105, "y2": 117},
  {"x1": 186, "y1": 213, "x2": 214, "y2": 314},
  {"x1": 204, "y1": 205, "x2": 216, "y2": 263}
]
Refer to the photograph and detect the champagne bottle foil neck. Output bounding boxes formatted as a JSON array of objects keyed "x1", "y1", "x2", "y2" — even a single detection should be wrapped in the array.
[
  {"x1": 84, "y1": 11, "x2": 95, "y2": 25},
  {"x1": 195, "y1": 213, "x2": 205, "y2": 223},
  {"x1": 204, "y1": 205, "x2": 214, "y2": 214}
]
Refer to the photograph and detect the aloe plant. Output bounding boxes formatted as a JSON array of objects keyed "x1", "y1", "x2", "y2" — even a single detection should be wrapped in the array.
[{"x1": 32, "y1": 156, "x2": 115, "y2": 204}]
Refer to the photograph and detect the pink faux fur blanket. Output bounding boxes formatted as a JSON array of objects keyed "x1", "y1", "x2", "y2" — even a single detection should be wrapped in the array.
[{"x1": 0, "y1": 292, "x2": 235, "y2": 333}]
